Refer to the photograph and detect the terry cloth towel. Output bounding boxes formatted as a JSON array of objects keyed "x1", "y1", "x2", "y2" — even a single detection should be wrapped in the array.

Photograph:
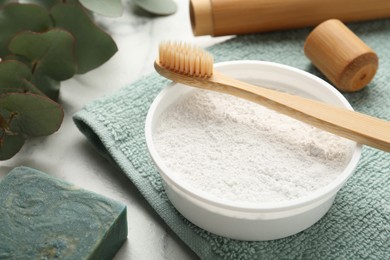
[{"x1": 74, "y1": 20, "x2": 390, "y2": 260}]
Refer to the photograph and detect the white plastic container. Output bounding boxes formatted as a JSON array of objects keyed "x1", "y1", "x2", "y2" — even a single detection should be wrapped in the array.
[{"x1": 145, "y1": 61, "x2": 362, "y2": 241}]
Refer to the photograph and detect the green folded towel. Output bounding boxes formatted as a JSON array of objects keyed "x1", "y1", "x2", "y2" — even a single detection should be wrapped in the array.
[{"x1": 73, "y1": 19, "x2": 390, "y2": 260}]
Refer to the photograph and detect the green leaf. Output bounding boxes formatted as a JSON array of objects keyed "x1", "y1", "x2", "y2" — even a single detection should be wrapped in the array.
[
  {"x1": 0, "y1": 129, "x2": 25, "y2": 160},
  {"x1": 0, "y1": 93, "x2": 64, "y2": 136},
  {"x1": 0, "y1": 113, "x2": 7, "y2": 129},
  {"x1": 19, "y1": 0, "x2": 61, "y2": 8},
  {"x1": 79, "y1": 0, "x2": 123, "y2": 17},
  {"x1": 19, "y1": 0, "x2": 80, "y2": 8},
  {"x1": 30, "y1": 69, "x2": 60, "y2": 100},
  {"x1": 134, "y1": 0, "x2": 177, "y2": 15},
  {"x1": 0, "y1": 109, "x2": 26, "y2": 160},
  {"x1": 0, "y1": 4, "x2": 51, "y2": 57},
  {"x1": 51, "y1": 3, "x2": 118, "y2": 74},
  {"x1": 9, "y1": 29, "x2": 77, "y2": 81},
  {"x1": 3, "y1": 53, "x2": 32, "y2": 64},
  {"x1": 0, "y1": 60, "x2": 44, "y2": 95},
  {"x1": 0, "y1": 0, "x2": 17, "y2": 6},
  {"x1": 0, "y1": 60, "x2": 30, "y2": 88},
  {"x1": 0, "y1": 59, "x2": 60, "y2": 99}
]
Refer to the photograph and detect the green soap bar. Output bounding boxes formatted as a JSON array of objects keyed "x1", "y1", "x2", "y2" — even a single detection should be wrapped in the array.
[{"x1": 0, "y1": 166, "x2": 127, "y2": 259}]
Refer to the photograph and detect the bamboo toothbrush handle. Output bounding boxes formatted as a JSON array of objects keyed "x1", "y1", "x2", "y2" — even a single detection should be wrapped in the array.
[
  {"x1": 212, "y1": 71, "x2": 390, "y2": 152},
  {"x1": 155, "y1": 62, "x2": 390, "y2": 152}
]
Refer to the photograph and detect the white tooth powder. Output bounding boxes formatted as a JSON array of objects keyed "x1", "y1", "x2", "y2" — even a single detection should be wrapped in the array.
[{"x1": 153, "y1": 89, "x2": 354, "y2": 204}]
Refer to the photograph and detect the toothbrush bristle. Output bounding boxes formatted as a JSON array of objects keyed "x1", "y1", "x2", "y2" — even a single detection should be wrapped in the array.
[{"x1": 158, "y1": 41, "x2": 213, "y2": 78}]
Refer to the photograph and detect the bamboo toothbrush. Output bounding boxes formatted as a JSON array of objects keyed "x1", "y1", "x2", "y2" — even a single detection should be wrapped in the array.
[{"x1": 154, "y1": 42, "x2": 390, "y2": 152}]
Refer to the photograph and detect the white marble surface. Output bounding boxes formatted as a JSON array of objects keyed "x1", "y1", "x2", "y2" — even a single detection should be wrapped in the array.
[{"x1": 0, "y1": 1, "x2": 231, "y2": 259}]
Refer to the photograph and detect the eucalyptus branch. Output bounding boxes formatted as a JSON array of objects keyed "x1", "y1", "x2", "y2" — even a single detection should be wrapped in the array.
[{"x1": 0, "y1": 0, "x2": 177, "y2": 160}]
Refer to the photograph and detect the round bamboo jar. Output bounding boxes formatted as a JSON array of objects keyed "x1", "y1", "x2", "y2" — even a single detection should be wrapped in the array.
[
  {"x1": 190, "y1": 0, "x2": 390, "y2": 37},
  {"x1": 304, "y1": 19, "x2": 378, "y2": 92}
]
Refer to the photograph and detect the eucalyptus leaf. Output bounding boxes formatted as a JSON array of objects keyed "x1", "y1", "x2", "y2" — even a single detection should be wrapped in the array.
[
  {"x1": 30, "y1": 69, "x2": 60, "y2": 100},
  {"x1": 0, "y1": 4, "x2": 51, "y2": 57},
  {"x1": 0, "y1": 113, "x2": 6, "y2": 129},
  {"x1": 0, "y1": 93, "x2": 63, "y2": 136},
  {"x1": 0, "y1": 129, "x2": 25, "y2": 160},
  {"x1": 0, "y1": 1, "x2": 122, "y2": 160},
  {"x1": 19, "y1": 0, "x2": 79, "y2": 8},
  {"x1": 0, "y1": 0, "x2": 16, "y2": 5},
  {"x1": 9, "y1": 29, "x2": 77, "y2": 81},
  {"x1": 19, "y1": 0, "x2": 61, "y2": 8},
  {"x1": 79, "y1": 0, "x2": 123, "y2": 17},
  {"x1": 0, "y1": 60, "x2": 30, "y2": 87},
  {"x1": 0, "y1": 60, "x2": 44, "y2": 95},
  {"x1": 51, "y1": 4, "x2": 118, "y2": 74},
  {"x1": 5, "y1": 80, "x2": 45, "y2": 96},
  {"x1": 3, "y1": 54, "x2": 32, "y2": 64},
  {"x1": 134, "y1": 0, "x2": 177, "y2": 15},
  {"x1": 3, "y1": 55, "x2": 60, "y2": 99}
]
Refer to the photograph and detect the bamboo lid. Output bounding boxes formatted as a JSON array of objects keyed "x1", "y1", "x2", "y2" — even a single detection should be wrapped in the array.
[{"x1": 304, "y1": 19, "x2": 378, "y2": 92}]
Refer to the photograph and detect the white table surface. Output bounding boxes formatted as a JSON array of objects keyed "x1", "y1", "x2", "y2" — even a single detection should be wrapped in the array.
[{"x1": 0, "y1": 1, "x2": 231, "y2": 259}]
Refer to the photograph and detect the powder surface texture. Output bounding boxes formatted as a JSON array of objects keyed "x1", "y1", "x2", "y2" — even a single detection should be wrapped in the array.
[{"x1": 153, "y1": 89, "x2": 354, "y2": 203}]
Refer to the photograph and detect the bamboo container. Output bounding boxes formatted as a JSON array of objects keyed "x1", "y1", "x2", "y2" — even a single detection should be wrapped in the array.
[
  {"x1": 304, "y1": 19, "x2": 378, "y2": 92},
  {"x1": 190, "y1": 0, "x2": 390, "y2": 36}
]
